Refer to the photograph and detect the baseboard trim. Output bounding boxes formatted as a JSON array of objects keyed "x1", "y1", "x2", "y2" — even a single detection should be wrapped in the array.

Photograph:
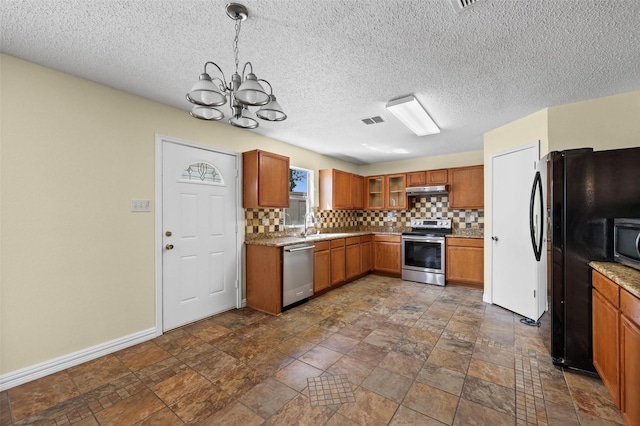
[
  {"x1": 0, "y1": 327, "x2": 156, "y2": 391},
  {"x1": 483, "y1": 293, "x2": 492, "y2": 304},
  {"x1": 241, "y1": 298, "x2": 247, "y2": 308}
]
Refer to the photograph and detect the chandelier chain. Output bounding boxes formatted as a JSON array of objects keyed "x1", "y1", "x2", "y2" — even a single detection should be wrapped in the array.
[{"x1": 233, "y1": 19, "x2": 242, "y2": 74}]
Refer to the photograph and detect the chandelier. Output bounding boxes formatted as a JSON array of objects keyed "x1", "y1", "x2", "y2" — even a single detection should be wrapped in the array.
[{"x1": 186, "y1": 3, "x2": 286, "y2": 129}]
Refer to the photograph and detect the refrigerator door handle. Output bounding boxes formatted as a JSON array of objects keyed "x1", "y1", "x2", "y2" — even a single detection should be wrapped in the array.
[{"x1": 529, "y1": 171, "x2": 544, "y2": 261}]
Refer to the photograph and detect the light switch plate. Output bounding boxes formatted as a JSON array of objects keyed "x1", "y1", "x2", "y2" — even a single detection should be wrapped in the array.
[{"x1": 131, "y1": 199, "x2": 151, "y2": 212}]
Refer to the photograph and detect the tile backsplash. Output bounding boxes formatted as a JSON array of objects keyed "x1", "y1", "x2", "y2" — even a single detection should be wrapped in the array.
[{"x1": 245, "y1": 195, "x2": 483, "y2": 236}]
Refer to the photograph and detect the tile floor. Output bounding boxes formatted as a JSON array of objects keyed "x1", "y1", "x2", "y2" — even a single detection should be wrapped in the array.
[{"x1": 0, "y1": 275, "x2": 625, "y2": 425}]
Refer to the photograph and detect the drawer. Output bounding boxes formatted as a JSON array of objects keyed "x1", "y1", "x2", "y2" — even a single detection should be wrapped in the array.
[
  {"x1": 447, "y1": 237, "x2": 483, "y2": 248},
  {"x1": 374, "y1": 235, "x2": 401, "y2": 243},
  {"x1": 360, "y1": 235, "x2": 373, "y2": 243},
  {"x1": 592, "y1": 270, "x2": 620, "y2": 307},
  {"x1": 331, "y1": 238, "x2": 346, "y2": 248},
  {"x1": 346, "y1": 236, "x2": 360, "y2": 246},
  {"x1": 314, "y1": 241, "x2": 331, "y2": 251},
  {"x1": 621, "y1": 288, "x2": 640, "y2": 326}
]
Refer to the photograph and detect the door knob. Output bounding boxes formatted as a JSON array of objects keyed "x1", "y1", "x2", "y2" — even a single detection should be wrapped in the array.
[
  {"x1": 491, "y1": 236, "x2": 499, "y2": 241},
  {"x1": 166, "y1": 244, "x2": 174, "y2": 250}
]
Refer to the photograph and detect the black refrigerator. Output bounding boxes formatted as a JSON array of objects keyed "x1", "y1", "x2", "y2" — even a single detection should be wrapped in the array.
[{"x1": 546, "y1": 146, "x2": 640, "y2": 374}]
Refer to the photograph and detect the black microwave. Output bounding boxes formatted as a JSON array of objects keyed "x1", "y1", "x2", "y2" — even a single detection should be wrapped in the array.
[{"x1": 614, "y1": 218, "x2": 640, "y2": 271}]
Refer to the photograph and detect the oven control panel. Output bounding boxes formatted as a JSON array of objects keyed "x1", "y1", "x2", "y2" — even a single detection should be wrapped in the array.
[{"x1": 410, "y1": 218, "x2": 452, "y2": 229}]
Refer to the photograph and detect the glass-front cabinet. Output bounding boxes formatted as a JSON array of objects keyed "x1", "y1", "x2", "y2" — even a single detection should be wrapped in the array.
[
  {"x1": 386, "y1": 174, "x2": 406, "y2": 210},
  {"x1": 366, "y1": 174, "x2": 406, "y2": 210},
  {"x1": 366, "y1": 176, "x2": 384, "y2": 209}
]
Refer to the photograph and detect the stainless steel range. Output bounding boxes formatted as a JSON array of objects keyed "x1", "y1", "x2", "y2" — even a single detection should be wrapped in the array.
[{"x1": 401, "y1": 218, "x2": 452, "y2": 286}]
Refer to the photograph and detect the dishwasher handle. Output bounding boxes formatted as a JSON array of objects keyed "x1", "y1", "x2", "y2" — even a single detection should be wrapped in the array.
[{"x1": 284, "y1": 245, "x2": 315, "y2": 253}]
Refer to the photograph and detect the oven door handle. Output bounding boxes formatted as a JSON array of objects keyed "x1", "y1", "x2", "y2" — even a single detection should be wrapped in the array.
[{"x1": 402, "y1": 236, "x2": 445, "y2": 243}]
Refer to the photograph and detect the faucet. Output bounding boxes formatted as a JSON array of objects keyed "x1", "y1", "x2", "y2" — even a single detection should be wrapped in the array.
[{"x1": 303, "y1": 212, "x2": 315, "y2": 236}]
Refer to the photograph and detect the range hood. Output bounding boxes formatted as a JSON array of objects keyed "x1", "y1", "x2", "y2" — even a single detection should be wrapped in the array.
[{"x1": 406, "y1": 185, "x2": 449, "y2": 196}]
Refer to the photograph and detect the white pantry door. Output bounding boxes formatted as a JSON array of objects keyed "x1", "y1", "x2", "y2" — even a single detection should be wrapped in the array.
[
  {"x1": 491, "y1": 141, "x2": 545, "y2": 320},
  {"x1": 162, "y1": 141, "x2": 238, "y2": 330}
]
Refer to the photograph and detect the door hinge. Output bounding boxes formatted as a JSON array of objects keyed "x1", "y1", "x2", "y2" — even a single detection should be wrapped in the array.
[
  {"x1": 534, "y1": 290, "x2": 536, "y2": 298},
  {"x1": 235, "y1": 280, "x2": 238, "y2": 289}
]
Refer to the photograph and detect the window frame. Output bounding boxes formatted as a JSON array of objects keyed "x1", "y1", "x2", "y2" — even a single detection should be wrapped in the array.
[{"x1": 284, "y1": 166, "x2": 314, "y2": 228}]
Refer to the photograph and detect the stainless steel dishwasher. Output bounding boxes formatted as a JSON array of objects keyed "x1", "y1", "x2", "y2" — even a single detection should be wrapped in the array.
[{"x1": 282, "y1": 243, "x2": 314, "y2": 309}]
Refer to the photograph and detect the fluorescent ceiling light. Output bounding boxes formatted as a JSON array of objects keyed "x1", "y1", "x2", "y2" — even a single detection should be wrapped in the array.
[
  {"x1": 362, "y1": 144, "x2": 409, "y2": 155},
  {"x1": 385, "y1": 95, "x2": 440, "y2": 136}
]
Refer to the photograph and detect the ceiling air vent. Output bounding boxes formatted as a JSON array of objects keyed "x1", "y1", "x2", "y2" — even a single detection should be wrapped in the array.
[
  {"x1": 450, "y1": 0, "x2": 484, "y2": 13},
  {"x1": 361, "y1": 116, "x2": 385, "y2": 125}
]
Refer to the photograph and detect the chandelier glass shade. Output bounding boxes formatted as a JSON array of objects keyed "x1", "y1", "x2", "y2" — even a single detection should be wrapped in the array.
[{"x1": 186, "y1": 3, "x2": 286, "y2": 128}]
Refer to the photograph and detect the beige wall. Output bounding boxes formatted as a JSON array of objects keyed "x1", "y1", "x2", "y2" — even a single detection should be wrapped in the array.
[
  {"x1": 548, "y1": 90, "x2": 640, "y2": 152},
  {"x1": 0, "y1": 54, "x2": 353, "y2": 375},
  {"x1": 482, "y1": 90, "x2": 640, "y2": 299},
  {"x1": 358, "y1": 150, "x2": 484, "y2": 176}
]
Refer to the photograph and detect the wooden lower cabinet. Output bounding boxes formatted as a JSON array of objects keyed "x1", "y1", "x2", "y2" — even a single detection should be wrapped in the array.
[
  {"x1": 330, "y1": 239, "x2": 346, "y2": 286},
  {"x1": 373, "y1": 235, "x2": 401, "y2": 275},
  {"x1": 591, "y1": 269, "x2": 640, "y2": 425},
  {"x1": 246, "y1": 244, "x2": 282, "y2": 315},
  {"x1": 360, "y1": 235, "x2": 373, "y2": 274},
  {"x1": 592, "y1": 288, "x2": 620, "y2": 406},
  {"x1": 314, "y1": 241, "x2": 331, "y2": 293},
  {"x1": 345, "y1": 237, "x2": 361, "y2": 280},
  {"x1": 248, "y1": 234, "x2": 403, "y2": 313},
  {"x1": 445, "y1": 237, "x2": 484, "y2": 286},
  {"x1": 620, "y1": 288, "x2": 640, "y2": 426}
]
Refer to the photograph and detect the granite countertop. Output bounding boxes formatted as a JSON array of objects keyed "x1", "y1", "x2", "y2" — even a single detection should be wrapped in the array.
[
  {"x1": 590, "y1": 261, "x2": 640, "y2": 299},
  {"x1": 449, "y1": 228, "x2": 484, "y2": 239},
  {"x1": 245, "y1": 231, "x2": 400, "y2": 247},
  {"x1": 246, "y1": 227, "x2": 484, "y2": 247}
]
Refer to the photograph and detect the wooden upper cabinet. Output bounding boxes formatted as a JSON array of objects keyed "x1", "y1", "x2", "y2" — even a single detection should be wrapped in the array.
[
  {"x1": 351, "y1": 174, "x2": 365, "y2": 210},
  {"x1": 319, "y1": 169, "x2": 364, "y2": 210},
  {"x1": 407, "y1": 171, "x2": 427, "y2": 187},
  {"x1": 407, "y1": 169, "x2": 448, "y2": 187},
  {"x1": 367, "y1": 174, "x2": 406, "y2": 210},
  {"x1": 243, "y1": 150, "x2": 290, "y2": 208},
  {"x1": 385, "y1": 174, "x2": 407, "y2": 210},
  {"x1": 449, "y1": 165, "x2": 484, "y2": 209},
  {"x1": 427, "y1": 169, "x2": 448, "y2": 185},
  {"x1": 366, "y1": 176, "x2": 385, "y2": 210}
]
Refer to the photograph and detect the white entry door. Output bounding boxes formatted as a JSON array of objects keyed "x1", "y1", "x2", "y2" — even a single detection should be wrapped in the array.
[
  {"x1": 162, "y1": 140, "x2": 239, "y2": 331},
  {"x1": 490, "y1": 141, "x2": 546, "y2": 320}
]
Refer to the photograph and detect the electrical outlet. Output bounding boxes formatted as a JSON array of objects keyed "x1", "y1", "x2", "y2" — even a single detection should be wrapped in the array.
[{"x1": 131, "y1": 199, "x2": 151, "y2": 212}]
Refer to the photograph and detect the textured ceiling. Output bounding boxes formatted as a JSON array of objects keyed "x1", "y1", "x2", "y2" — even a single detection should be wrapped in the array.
[{"x1": 2, "y1": 0, "x2": 640, "y2": 164}]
